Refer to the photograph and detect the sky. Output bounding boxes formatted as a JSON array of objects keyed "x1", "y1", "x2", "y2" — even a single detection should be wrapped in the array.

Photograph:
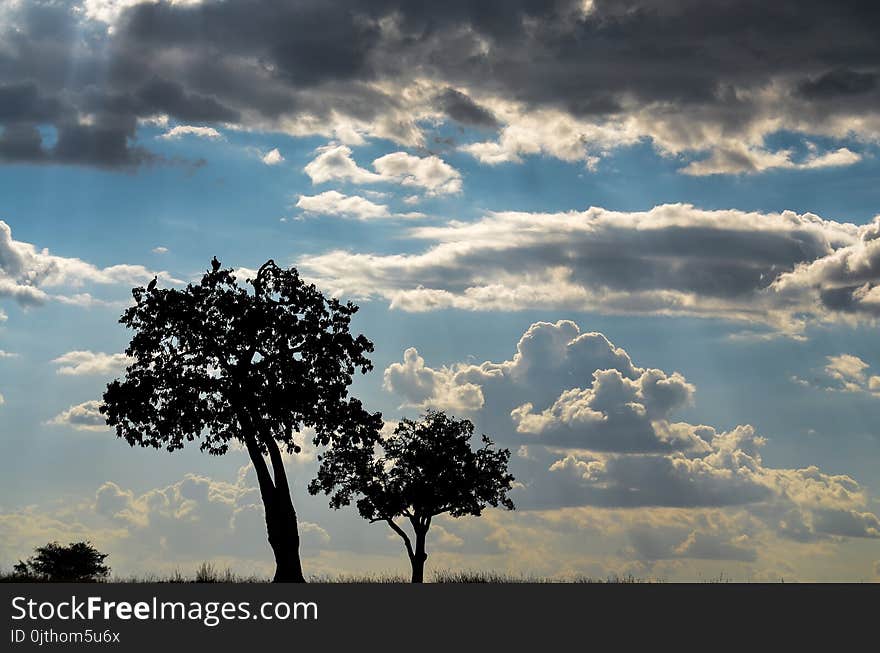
[{"x1": 1, "y1": 0, "x2": 880, "y2": 581}]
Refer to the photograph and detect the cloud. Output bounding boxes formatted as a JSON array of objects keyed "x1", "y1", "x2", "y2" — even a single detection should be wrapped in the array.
[
  {"x1": 769, "y1": 216, "x2": 880, "y2": 318},
  {"x1": 459, "y1": 103, "x2": 640, "y2": 165},
  {"x1": 295, "y1": 190, "x2": 425, "y2": 221},
  {"x1": 0, "y1": 350, "x2": 17, "y2": 359},
  {"x1": 296, "y1": 191, "x2": 390, "y2": 220},
  {"x1": 625, "y1": 522, "x2": 757, "y2": 563},
  {"x1": 0, "y1": 219, "x2": 178, "y2": 308},
  {"x1": 159, "y1": 125, "x2": 222, "y2": 140},
  {"x1": 3, "y1": 1, "x2": 880, "y2": 172},
  {"x1": 303, "y1": 144, "x2": 461, "y2": 195},
  {"x1": 825, "y1": 354, "x2": 870, "y2": 388},
  {"x1": 92, "y1": 472, "x2": 296, "y2": 559},
  {"x1": 261, "y1": 147, "x2": 284, "y2": 165},
  {"x1": 810, "y1": 508, "x2": 880, "y2": 538},
  {"x1": 371, "y1": 152, "x2": 462, "y2": 195},
  {"x1": 792, "y1": 353, "x2": 880, "y2": 396},
  {"x1": 467, "y1": 95, "x2": 866, "y2": 177},
  {"x1": 383, "y1": 320, "x2": 880, "y2": 545},
  {"x1": 797, "y1": 69, "x2": 878, "y2": 100},
  {"x1": 299, "y1": 203, "x2": 865, "y2": 334},
  {"x1": 95, "y1": 469, "x2": 337, "y2": 561},
  {"x1": 152, "y1": 246, "x2": 169, "y2": 254},
  {"x1": 0, "y1": 469, "x2": 328, "y2": 576},
  {"x1": 303, "y1": 144, "x2": 385, "y2": 185},
  {"x1": 48, "y1": 400, "x2": 108, "y2": 432},
  {"x1": 383, "y1": 347, "x2": 484, "y2": 412},
  {"x1": 53, "y1": 293, "x2": 126, "y2": 308},
  {"x1": 0, "y1": 441, "x2": 874, "y2": 577},
  {"x1": 384, "y1": 320, "x2": 701, "y2": 454},
  {"x1": 52, "y1": 351, "x2": 132, "y2": 376},
  {"x1": 511, "y1": 367, "x2": 700, "y2": 453},
  {"x1": 543, "y1": 427, "x2": 774, "y2": 509},
  {"x1": 437, "y1": 87, "x2": 499, "y2": 128},
  {"x1": 682, "y1": 145, "x2": 862, "y2": 176}
]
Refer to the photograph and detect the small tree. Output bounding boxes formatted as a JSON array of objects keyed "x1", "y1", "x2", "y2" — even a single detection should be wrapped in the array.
[
  {"x1": 22, "y1": 541, "x2": 110, "y2": 582},
  {"x1": 310, "y1": 410, "x2": 515, "y2": 582},
  {"x1": 101, "y1": 259, "x2": 382, "y2": 582}
]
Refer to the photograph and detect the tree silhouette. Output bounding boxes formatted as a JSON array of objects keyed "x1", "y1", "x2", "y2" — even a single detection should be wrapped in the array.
[
  {"x1": 101, "y1": 259, "x2": 382, "y2": 582},
  {"x1": 311, "y1": 410, "x2": 515, "y2": 582},
  {"x1": 20, "y1": 541, "x2": 110, "y2": 582}
]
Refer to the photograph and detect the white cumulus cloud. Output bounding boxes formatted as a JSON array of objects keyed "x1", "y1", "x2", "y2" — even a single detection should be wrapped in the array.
[
  {"x1": 0, "y1": 220, "x2": 179, "y2": 309},
  {"x1": 383, "y1": 320, "x2": 880, "y2": 545},
  {"x1": 295, "y1": 191, "x2": 425, "y2": 221},
  {"x1": 261, "y1": 148, "x2": 284, "y2": 165},
  {"x1": 52, "y1": 351, "x2": 132, "y2": 377},
  {"x1": 296, "y1": 191, "x2": 390, "y2": 220},
  {"x1": 159, "y1": 125, "x2": 222, "y2": 140},
  {"x1": 303, "y1": 144, "x2": 461, "y2": 195},
  {"x1": 48, "y1": 400, "x2": 108, "y2": 432}
]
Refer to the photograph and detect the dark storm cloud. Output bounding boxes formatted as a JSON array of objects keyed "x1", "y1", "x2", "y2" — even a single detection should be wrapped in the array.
[
  {"x1": 133, "y1": 79, "x2": 241, "y2": 124},
  {"x1": 0, "y1": 2, "x2": 146, "y2": 168},
  {"x1": 53, "y1": 123, "x2": 156, "y2": 168},
  {"x1": 436, "y1": 88, "x2": 499, "y2": 128},
  {"x1": 3, "y1": 0, "x2": 880, "y2": 169},
  {"x1": 0, "y1": 83, "x2": 68, "y2": 123},
  {"x1": 0, "y1": 124, "x2": 48, "y2": 163},
  {"x1": 115, "y1": 0, "x2": 880, "y2": 110},
  {"x1": 797, "y1": 69, "x2": 878, "y2": 99},
  {"x1": 122, "y1": 0, "x2": 385, "y2": 86},
  {"x1": 0, "y1": 80, "x2": 151, "y2": 167}
]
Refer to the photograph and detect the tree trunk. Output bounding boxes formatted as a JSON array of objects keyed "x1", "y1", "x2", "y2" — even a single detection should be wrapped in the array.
[
  {"x1": 242, "y1": 430, "x2": 306, "y2": 583},
  {"x1": 410, "y1": 528, "x2": 428, "y2": 583},
  {"x1": 266, "y1": 495, "x2": 305, "y2": 583}
]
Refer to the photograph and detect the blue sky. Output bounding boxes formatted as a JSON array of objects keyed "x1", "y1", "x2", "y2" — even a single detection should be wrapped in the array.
[{"x1": 2, "y1": 0, "x2": 880, "y2": 581}]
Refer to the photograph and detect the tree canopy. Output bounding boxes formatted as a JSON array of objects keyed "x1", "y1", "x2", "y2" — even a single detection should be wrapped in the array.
[
  {"x1": 102, "y1": 258, "x2": 380, "y2": 457},
  {"x1": 311, "y1": 410, "x2": 515, "y2": 581}
]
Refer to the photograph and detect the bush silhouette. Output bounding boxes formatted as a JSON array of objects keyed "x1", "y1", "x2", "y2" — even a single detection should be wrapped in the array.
[
  {"x1": 101, "y1": 258, "x2": 382, "y2": 582},
  {"x1": 311, "y1": 410, "x2": 515, "y2": 582},
  {"x1": 19, "y1": 541, "x2": 110, "y2": 582}
]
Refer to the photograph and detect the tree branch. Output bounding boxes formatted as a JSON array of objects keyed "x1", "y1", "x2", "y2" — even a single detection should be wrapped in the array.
[
  {"x1": 385, "y1": 519, "x2": 415, "y2": 561},
  {"x1": 241, "y1": 428, "x2": 276, "y2": 505},
  {"x1": 263, "y1": 429, "x2": 293, "y2": 501}
]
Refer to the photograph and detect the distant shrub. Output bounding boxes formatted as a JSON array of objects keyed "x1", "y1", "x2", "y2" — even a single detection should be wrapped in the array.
[
  {"x1": 12, "y1": 560, "x2": 30, "y2": 579},
  {"x1": 19, "y1": 541, "x2": 110, "y2": 582}
]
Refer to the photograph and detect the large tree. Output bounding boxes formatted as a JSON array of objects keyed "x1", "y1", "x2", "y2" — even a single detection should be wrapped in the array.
[
  {"x1": 101, "y1": 259, "x2": 382, "y2": 582},
  {"x1": 310, "y1": 410, "x2": 515, "y2": 582}
]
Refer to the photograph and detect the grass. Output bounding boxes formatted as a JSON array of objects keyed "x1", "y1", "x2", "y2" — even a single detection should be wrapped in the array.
[
  {"x1": 308, "y1": 572, "x2": 409, "y2": 583},
  {"x1": 429, "y1": 570, "x2": 653, "y2": 583},
  {"x1": 1, "y1": 564, "x2": 661, "y2": 583}
]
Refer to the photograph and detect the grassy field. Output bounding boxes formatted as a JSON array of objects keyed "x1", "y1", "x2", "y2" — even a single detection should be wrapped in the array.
[{"x1": 1, "y1": 562, "x2": 663, "y2": 583}]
